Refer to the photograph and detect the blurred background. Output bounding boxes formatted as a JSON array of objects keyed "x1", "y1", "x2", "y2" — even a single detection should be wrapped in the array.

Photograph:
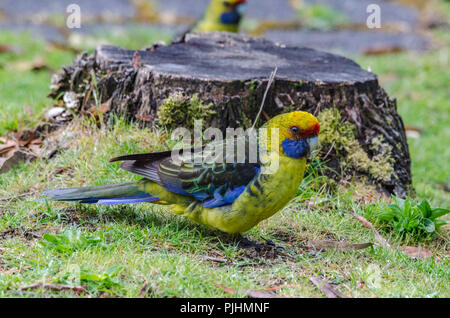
[
  {"x1": 0, "y1": 0, "x2": 437, "y2": 53},
  {"x1": 0, "y1": 0, "x2": 448, "y2": 205}
]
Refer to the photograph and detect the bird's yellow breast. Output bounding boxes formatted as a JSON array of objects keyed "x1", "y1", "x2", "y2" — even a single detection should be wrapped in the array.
[{"x1": 180, "y1": 154, "x2": 306, "y2": 234}]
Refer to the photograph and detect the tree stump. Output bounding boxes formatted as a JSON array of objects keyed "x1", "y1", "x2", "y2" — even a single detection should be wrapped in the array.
[{"x1": 49, "y1": 32, "x2": 412, "y2": 196}]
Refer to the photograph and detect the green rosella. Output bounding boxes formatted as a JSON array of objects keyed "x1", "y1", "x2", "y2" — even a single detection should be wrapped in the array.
[
  {"x1": 192, "y1": 0, "x2": 246, "y2": 33},
  {"x1": 42, "y1": 111, "x2": 320, "y2": 236}
]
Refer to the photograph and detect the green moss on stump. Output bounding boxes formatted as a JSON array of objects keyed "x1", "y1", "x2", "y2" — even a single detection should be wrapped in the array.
[
  {"x1": 317, "y1": 108, "x2": 395, "y2": 182},
  {"x1": 157, "y1": 93, "x2": 216, "y2": 131}
]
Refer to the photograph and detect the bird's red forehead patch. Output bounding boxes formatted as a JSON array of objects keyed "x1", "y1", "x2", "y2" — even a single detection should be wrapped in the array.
[
  {"x1": 313, "y1": 122, "x2": 320, "y2": 135},
  {"x1": 300, "y1": 122, "x2": 320, "y2": 138}
]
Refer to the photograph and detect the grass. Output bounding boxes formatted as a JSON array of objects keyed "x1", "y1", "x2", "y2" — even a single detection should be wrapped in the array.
[
  {"x1": 0, "y1": 32, "x2": 75, "y2": 135},
  {"x1": 1, "y1": 119, "x2": 448, "y2": 297},
  {"x1": 0, "y1": 20, "x2": 449, "y2": 297}
]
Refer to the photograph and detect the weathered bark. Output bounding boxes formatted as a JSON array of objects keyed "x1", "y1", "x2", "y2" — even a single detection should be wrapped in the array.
[{"x1": 49, "y1": 32, "x2": 412, "y2": 196}]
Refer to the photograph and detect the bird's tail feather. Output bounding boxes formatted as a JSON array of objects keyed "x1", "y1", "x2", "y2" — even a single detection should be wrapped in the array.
[{"x1": 41, "y1": 182, "x2": 160, "y2": 205}]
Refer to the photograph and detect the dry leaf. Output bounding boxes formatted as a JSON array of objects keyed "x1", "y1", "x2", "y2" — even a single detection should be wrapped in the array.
[
  {"x1": 363, "y1": 45, "x2": 404, "y2": 55},
  {"x1": 85, "y1": 97, "x2": 112, "y2": 117},
  {"x1": 309, "y1": 276, "x2": 348, "y2": 298},
  {"x1": 16, "y1": 130, "x2": 36, "y2": 147},
  {"x1": 0, "y1": 137, "x2": 20, "y2": 173},
  {"x1": 308, "y1": 240, "x2": 373, "y2": 251},
  {"x1": 0, "y1": 138, "x2": 18, "y2": 155},
  {"x1": 0, "y1": 150, "x2": 29, "y2": 173},
  {"x1": 405, "y1": 126, "x2": 422, "y2": 139},
  {"x1": 3, "y1": 268, "x2": 19, "y2": 275},
  {"x1": 0, "y1": 132, "x2": 42, "y2": 174},
  {"x1": 214, "y1": 283, "x2": 283, "y2": 298},
  {"x1": 260, "y1": 284, "x2": 301, "y2": 292},
  {"x1": 0, "y1": 44, "x2": 21, "y2": 54},
  {"x1": 201, "y1": 255, "x2": 228, "y2": 264},
  {"x1": 401, "y1": 246, "x2": 433, "y2": 259},
  {"x1": 20, "y1": 282, "x2": 87, "y2": 295},
  {"x1": 12, "y1": 57, "x2": 53, "y2": 72},
  {"x1": 135, "y1": 114, "x2": 152, "y2": 122},
  {"x1": 45, "y1": 41, "x2": 81, "y2": 54},
  {"x1": 349, "y1": 211, "x2": 390, "y2": 248},
  {"x1": 2, "y1": 265, "x2": 31, "y2": 275},
  {"x1": 0, "y1": 44, "x2": 14, "y2": 53},
  {"x1": 138, "y1": 282, "x2": 149, "y2": 297},
  {"x1": 99, "y1": 97, "x2": 112, "y2": 113},
  {"x1": 27, "y1": 144, "x2": 42, "y2": 157}
]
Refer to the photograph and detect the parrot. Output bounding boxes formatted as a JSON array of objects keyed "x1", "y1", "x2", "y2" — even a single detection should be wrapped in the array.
[
  {"x1": 41, "y1": 111, "x2": 320, "y2": 247},
  {"x1": 191, "y1": 0, "x2": 247, "y2": 33}
]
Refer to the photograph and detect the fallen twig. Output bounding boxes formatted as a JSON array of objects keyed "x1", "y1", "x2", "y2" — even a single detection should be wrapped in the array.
[
  {"x1": 401, "y1": 246, "x2": 437, "y2": 260},
  {"x1": 7, "y1": 290, "x2": 60, "y2": 298},
  {"x1": 81, "y1": 75, "x2": 95, "y2": 111},
  {"x1": 322, "y1": 141, "x2": 335, "y2": 160},
  {"x1": 0, "y1": 192, "x2": 35, "y2": 202},
  {"x1": 307, "y1": 240, "x2": 373, "y2": 251},
  {"x1": 260, "y1": 284, "x2": 302, "y2": 292},
  {"x1": 20, "y1": 282, "x2": 87, "y2": 295},
  {"x1": 251, "y1": 67, "x2": 278, "y2": 130},
  {"x1": 214, "y1": 283, "x2": 284, "y2": 298},
  {"x1": 201, "y1": 255, "x2": 229, "y2": 264},
  {"x1": 262, "y1": 110, "x2": 271, "y2": 121},
  {"x1": 309, "y1": 276, "x2": 348, "y2": 298},
  {"x1": 138, "y1": 282, "x2": 150, "y2": 298},
  {"x1": 349, "y1": 211, "x2": 390, "y2": 248}
]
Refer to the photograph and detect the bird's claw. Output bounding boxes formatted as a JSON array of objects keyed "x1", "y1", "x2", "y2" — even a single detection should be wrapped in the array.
[
  {"x1": 265, "y1": 239, "x2": 284, "y2": 251},
  {"x1": 233, "y1": 235, "x2": 283, "y2": 252},
  {"x1": 236, "y1": 236, "x2": 263, "y2": 251}
]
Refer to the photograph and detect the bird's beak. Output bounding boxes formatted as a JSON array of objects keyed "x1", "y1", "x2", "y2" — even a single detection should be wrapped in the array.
[
  {"x1": 235, "y1": 1, "x2": 246, "y2": 14},
  {"x1": 307, "y1": 135, "x2": 319, "y2": 152}
]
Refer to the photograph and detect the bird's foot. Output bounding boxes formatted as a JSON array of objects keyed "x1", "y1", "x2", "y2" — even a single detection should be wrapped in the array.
[
  {"x1": 264, "y1": 239, "x2": 284, "y2": 251},
  {"x1": 234, "y1": 235, "x2": 263, "y2": 251},
  {"x1": 232, "y1": 235, "x2": 283, "y2": 253}
]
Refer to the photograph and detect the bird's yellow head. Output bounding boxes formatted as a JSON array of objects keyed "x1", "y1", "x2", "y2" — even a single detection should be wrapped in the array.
[
  {"x1": 196, "y1": 0, "x2": 246, "y2": 33},
  {"x1": 263, "y1": 111, "x2": 320, "y2": 159},
  {"x1": 217, "y1": 0, "x2": 246, "y2": 17}
]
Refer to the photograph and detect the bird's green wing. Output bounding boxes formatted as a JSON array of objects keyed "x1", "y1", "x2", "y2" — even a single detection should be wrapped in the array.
[{"x1": 110, "y1": 135, "x2": 261, "y2": 208}]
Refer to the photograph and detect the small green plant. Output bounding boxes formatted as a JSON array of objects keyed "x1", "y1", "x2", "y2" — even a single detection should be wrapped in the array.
[
  {"x1": 80, "y1": 265, "x2": 123, "y2": 293},
  {"x1": 365, "y1": 196, "x2": 449, "y2": 240},
  {"x1": 40, "y1": 228, "x2": 104, "y2": 255}
]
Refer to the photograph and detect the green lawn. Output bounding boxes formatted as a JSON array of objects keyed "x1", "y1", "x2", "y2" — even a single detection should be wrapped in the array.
[{"x1": 0, "y1": 23, "x2": 448, "y2": 297}]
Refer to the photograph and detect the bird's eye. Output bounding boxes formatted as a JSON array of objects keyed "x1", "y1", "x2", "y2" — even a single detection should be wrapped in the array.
[
  {"x1": 290, "y1": 126, "x2": 300, "y2": 135},
  {"x1": 223, "y1": 1, "x2": 232, "y2": 7}
]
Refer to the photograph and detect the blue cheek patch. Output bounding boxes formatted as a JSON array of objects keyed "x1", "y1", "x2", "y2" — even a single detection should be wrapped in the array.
[
  {"x1": 220, "y1": 10, "x2": 241, "y2": 24},
  {"x1": 281, "y1": 138, "x2": 309, "y2": 159}
]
